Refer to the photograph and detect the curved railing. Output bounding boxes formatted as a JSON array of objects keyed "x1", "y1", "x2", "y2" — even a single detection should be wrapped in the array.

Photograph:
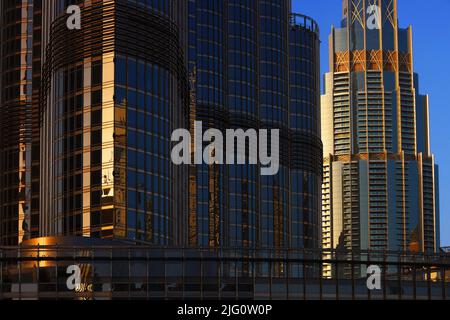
[{"x1": 290, "y1": 13, "x2": 320, "y2": 34}]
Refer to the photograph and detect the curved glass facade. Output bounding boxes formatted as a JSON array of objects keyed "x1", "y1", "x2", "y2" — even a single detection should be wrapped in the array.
[
  {"x1": 40, "y1": 0, "x2": 188, "y2": 244},
  {"x1": 5, "y1": 0, "x2": 322, "y2": 251},
  {"x1": 258, "y1": 0, "x2": 290, "y2": 250},
  {"x1": 289, "y1": 14, "x2": 322, "y2": 249},
  {"x1": 187, "y1": 0, "x2": 227, "y2": 247},
  {"x1": 188, "y1": 0, "x2": 322, "y2": 250},
  {"x1": 0, "y1": 0, "x2": 40, "y2": 245},
  {"x1": 114, "y1": 55, "x2": 184, "y2": 244}
]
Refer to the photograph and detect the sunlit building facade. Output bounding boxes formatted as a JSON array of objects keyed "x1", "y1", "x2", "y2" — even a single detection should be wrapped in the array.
[
  {"x1": 187, "y1": 0, "x2": 322, "y2": 250},
  {"x1": 0, "y1": 0, "x2": 42, "y2": 245},
  {"x1": 321, "y1": 0, "x2": 440, "y2": 276},
  {"x1": 39, "y1": 0, "x2": 188, "y2": 244},
  {"x1": 2, "y1": 0, "x2": 322, "y2": 251}
]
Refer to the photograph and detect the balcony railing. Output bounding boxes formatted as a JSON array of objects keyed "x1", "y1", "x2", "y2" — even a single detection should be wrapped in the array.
[{"x1": 290, "y1": 13, "x2": 320, "y2": 34}]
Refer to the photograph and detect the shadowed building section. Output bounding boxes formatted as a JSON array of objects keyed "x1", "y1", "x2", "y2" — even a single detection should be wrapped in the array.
[{"x1": 186, "y1": 0, "x2": 322, "y2": 253}]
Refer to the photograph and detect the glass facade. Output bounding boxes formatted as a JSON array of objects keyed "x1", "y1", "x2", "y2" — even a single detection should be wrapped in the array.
[
  {"x1": 39, "y1": 0, "x2": 188, "y2": 244},
  {"x1": 187, "y1": 0, "x2": 322, "y2": 252},
  {"x1": 0, "y1": 0, "x2": 41, "y2": 245},
  {"x1": 289, "y1": 14, "x2": 322, "y2": 249},
  {"x1": 115, "y1": 55, "x2": 183, "y2": 244},
  {"x1": 2, "y1": 0, "x2": 322, "y2": 251},
  {"x1": 321, "y1": 0, "x2": 440, "y2": 277},
  {"x1": 0, "y1": 0, "x2": 446, "y2": 302}
]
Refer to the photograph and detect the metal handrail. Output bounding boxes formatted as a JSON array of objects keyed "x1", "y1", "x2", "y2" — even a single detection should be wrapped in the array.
[
  {"x1": 1, "y1": 246, "x2": 449, "y2": 264},
  {"x1": 290, "y1": 13, "x2": 320, "y2": 34}
]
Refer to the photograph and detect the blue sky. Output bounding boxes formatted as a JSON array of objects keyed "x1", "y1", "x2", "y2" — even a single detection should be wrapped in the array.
[{"x1": 292, "y1": 0, "x2": 450, "y2": 246}]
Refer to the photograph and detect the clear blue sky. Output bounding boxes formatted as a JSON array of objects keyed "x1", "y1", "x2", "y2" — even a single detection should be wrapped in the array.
[{"x1": 292, "y1": 0, "x2": 450, "y2": 246}]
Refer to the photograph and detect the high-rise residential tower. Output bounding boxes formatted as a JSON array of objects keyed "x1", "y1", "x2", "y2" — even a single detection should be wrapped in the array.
[
  {"x1": 321, "y1": 0, "x2": 440, "y2": 272},
  {"x1": 39, "y1": 0, "x2": 189, "y2": 244},
  {"x1": 187, "y1": 0, "x2": 322, "y2": 250}
]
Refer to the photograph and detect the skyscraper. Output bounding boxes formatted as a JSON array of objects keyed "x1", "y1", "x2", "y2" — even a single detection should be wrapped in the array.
[
  {"x1": 289, "y1": 14, "x2": 323, "y2": 249},
  {"x1": 39, "y1": 0, "x2": 189, "y2": 244},
  {"x1": 0, "y1": 0, "x2": 42, "y2": 245},
  {"x1": 187, "y1": 0, "x2": 322, "y2": 250},
  {"x1": 1, "y1": 0, "x2": 322, "y2": 251},
  {"x1": 321, "y1": 0, "x2": 440, "y2": 274}
]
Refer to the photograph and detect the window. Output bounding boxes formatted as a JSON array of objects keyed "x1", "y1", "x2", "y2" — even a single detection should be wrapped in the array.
[{"x1": 92, "y1": 62, "x2": 102, "y2": 86}]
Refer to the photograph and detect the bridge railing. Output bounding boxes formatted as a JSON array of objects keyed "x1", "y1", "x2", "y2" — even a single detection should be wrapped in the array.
[{"x1": 0, "y1": 246, "x2": 449, "y2": 300}]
